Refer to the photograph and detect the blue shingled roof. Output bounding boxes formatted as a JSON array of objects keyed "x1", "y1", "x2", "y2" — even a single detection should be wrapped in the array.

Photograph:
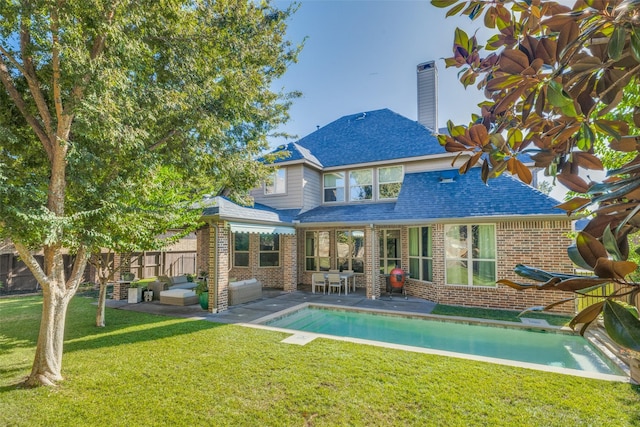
[
  {"x1": 264, "y1": 142, "x2": 323, "y2": 167},
  {"x1": 275, "y1": 109, "x2": 442, "y2": 168},
  {"x1": 200, "y1": 196, "x2": 299, "y2": 224},
  {"x1": 296, "y1": 168, "x2": 564, "y2": 224},
  {"x1": 392, "y1": 168, "x2": 563, "y2": 220}
]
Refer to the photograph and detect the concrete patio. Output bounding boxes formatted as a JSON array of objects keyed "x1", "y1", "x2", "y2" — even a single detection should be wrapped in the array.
[{"x1": 105, "y1": 286, "x2": 437, "y2": 324}]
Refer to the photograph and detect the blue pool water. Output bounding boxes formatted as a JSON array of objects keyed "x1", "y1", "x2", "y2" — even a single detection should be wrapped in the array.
[{"x1": 265, "y1": 307, "x2": 623, "y2": 375}]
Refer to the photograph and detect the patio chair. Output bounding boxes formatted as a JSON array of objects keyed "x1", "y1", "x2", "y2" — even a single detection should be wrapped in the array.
[
  {"x1": 312, "y1": 273, "x2": 327, "y2": 294},
  {"x1": 327, "y1": 273, "x2": 342, "y2": 295}
]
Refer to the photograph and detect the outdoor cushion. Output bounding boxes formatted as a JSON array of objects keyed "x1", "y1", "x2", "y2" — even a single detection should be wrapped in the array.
[
  {"x1": 159, "y1": 288, "x2": 198, "y2": 306},
  {"x1": 228, "y1": 279, "x2": 262, "y2": 306}
]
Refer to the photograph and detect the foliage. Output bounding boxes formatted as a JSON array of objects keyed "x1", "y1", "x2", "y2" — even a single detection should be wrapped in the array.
[
  {"x1": 432, "y1": 0, "x2": 640, "y2": 350},
  {"x1": 2, "y1": 296, "x2": 639, "y2": 426},
  {"x1": 0, "y1": 0, "x2": 301, "y2": 385},
  {"x1": 194, "y1": 280, "x2": 208, "y2": 296}
]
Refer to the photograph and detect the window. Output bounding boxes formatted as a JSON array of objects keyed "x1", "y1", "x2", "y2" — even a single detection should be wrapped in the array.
[
  {"x1": 445, "y1": 224, "x2": 496, "y2": 286},
  {"x1": 378, "y1": 166, "x2": 403, "y2": 199},
  {"x1": 349, "y1": 169, "x2": 373, "y2": 201},
  {"x1": 264, "y1": 169, "x2": 286, "y2": 195},
  {"x1": 409, "y1": 226, "x2": 432, "y2": 281},
  {"x1": 323, "y1": 172, "x2": 345, "y2": 202},
  {"x1": 337, "y1": 230, "x2": 365, "y2": 273},
  {"x1": 379, "y1": 229, "x2": 401, "y2": 274},
  {"x1": 305, "y1": 231, "x2": 330, "y2": 271},
  {"x1": 259, "y1": 234, "x2": 280, "y2": 267},
  {"x1": 233, "y1": 232, "x2": 249, "y2": 267}
]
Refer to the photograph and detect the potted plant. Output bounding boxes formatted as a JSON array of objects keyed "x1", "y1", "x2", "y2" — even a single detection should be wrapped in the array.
[
  {"x1": 127, "y1": 281, "x2": 143, "y2": 303},
  {"x1": 194, "y1": 280, "x2": 208, "y2": 310}
]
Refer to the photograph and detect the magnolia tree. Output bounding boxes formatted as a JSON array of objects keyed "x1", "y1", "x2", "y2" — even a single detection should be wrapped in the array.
[
  {"x1": 432, "y1": 0, "x2": 640, "y2": 351},
  {"x1": 0, "y1": 0, "x2": 299, "y2": 386}
]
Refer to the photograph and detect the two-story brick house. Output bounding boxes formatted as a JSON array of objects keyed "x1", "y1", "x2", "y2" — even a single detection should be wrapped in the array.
[{"x1": 197, "y1": 61, "x2": 574, "y2": 314}]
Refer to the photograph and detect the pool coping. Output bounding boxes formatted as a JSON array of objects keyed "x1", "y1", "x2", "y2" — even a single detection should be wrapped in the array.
[{"x1": 243, "y1": 302, "x2": 631, "y2": 383}]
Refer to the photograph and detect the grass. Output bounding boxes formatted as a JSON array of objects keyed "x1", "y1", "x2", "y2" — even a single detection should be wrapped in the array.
[
  {"x1": 432, "y1": 304, "x2": 573, "y2": 327},
  {"x1": 1, "y1": 296, "x2": 639, "y2": 426}
]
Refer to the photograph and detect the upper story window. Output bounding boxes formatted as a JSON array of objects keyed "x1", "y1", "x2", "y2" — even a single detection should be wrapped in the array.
[
  {"x1": 264, "y1": 169, "x2": 286, "y2": 195},
  {"x1": 445, "y1": 224, "x2": 496, "y2": 286},
  {"x1": 378, "y1": 166, "x2": 403, "y2": 199},
  {"x1": 323, "y1": 172, "x2": 345, "y2": 203},
  {"x1": 349, "y1": 169, "x2": 373, "y2": 201},
  {"x1": 233, "y1": 232, "x2": 249, "y2": 267}
]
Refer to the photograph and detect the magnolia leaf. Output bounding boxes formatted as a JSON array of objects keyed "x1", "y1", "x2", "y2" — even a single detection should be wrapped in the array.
[
  {"x1": 593, "y1": 258, "x2": 637, "y2": 280},
  {"x1": 445, "y1": 2, "x2": 467, "y2": 17},
  {"x1": 567, "y1": 244, "x2": 595, "y2": 270},
  {"x1": 609, "y1": 136, "x2": 640, "y2": 152},
  {"x1": 570, "y1": 300, "x2": 605, "y2": 330},
  {"x1": 499, "y1": 49, "x2": 529, "y2": 74},
  {"x1": 576, "y1": 124, "x2": 595, "y2": 151},
  {"x1": 468, "y1": 124, "x2": 489, "y2": 146},
  {"x1": 513, "y1": 264, "x2": 555, "y2": 282},
  {"x1": 556, "y1": 197, "x2": 591, "y2": 214},
  {"x1": 512, "y1": 158, "x2": 532, "y2": 184},
  {"x1": 557, "y1": 169, "x2": 590, "y2": 193},
  {"x1": 431, "y1": 0, "x2": 458, "y2": 6},
  {"x1": 497, "y1": 279, "x2": 537, "y2": 290},
  {"x1": 547, "y1": 80, "x2": 572, "y2": 107},
  {"x1": 607, "y1": 25, "x2": 626, "y2": 61},
  {"x1": 576, "y1": 231, "x2": 608, "y2": 268},
  {"x1": 553, "y1": 276, "x2": 611, "y2": 292},
  {"x1": 602, "y1": 224, "x2": 623, "y2": 261},
  {"x1": 543, "y1": 297, "x2": 576, "y2": 311},
  {"x1": 594, "y1": 119, "x2": 629, "y2": 140},
  {"x1": 603, "y1": 300, "x2": 640, "y2": 351},
  {"x1": 632, "y1": 30, "x2": 640, "y2": 62},
  {"x1": 453, "y1": 27, "x2": 470, "y2": 52},
  {"x1": 572, "y1": 151, "x2": 603, "y2": 170}
]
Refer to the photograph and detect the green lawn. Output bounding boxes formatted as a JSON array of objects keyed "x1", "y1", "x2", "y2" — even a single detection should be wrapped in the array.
[{"x1": 1, "y1": 296, "x2": 639, "y2": 426}]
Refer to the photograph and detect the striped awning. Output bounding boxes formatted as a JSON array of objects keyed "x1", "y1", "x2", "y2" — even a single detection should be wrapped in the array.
[{"x1": 227, "y1": 222, "x2": 296, "y2": 235}]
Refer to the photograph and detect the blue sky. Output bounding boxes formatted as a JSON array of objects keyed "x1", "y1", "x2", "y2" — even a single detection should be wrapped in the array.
[
  {"x1": 269, "y1": 1, "x2": 570, "y2": 200},
  {"x1": 270, "y1": 0, "x2": 488, "y2": 145}
]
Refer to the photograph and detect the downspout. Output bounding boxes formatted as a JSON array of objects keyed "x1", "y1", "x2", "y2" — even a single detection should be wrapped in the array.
[
  {"x1": 370, "y1": 223, "x2": 375, "y2": 300},
  {"x1": 210, "y1": 220, "x2": 219, "y2": 313}
]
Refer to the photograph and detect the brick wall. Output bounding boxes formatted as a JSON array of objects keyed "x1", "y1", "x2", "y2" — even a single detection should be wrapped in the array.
[{"x1": 402, "y1": 220, "x2": 575, "y2": 314}]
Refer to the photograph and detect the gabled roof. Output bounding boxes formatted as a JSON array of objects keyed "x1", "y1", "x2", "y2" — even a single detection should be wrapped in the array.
[
  {"x1": 272, "y1": 109, "x2": 443, "y2": 168},
  {"x1": 295, "y1": 169, "x2": 564, "y2": 225},
  {"x1": 265, "y1": 142, "x2": 323, "y2": 168},
  {"x1": 200, "y1": 196, "x2": 299, "y2": 224}
]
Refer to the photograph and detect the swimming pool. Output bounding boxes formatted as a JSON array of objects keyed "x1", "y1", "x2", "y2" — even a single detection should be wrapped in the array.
[{"x1": 262, "y1": 305, "x2": 625, "y2": 377}]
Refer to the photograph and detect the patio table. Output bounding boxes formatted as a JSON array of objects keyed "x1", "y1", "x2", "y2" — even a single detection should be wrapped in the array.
[{"x1": 322, "y1": 271, "x2": 355, "y2": 295}]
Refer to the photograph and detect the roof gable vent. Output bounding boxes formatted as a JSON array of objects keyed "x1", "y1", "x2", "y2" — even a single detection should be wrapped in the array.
[{"x1": 439, "y1": 170, "x2": 456, "y2": 183}]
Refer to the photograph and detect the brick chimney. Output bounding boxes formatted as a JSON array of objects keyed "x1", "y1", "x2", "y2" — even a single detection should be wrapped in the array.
[{"x1": 416, "y1": 61, "x2": 438, "y2": 131}]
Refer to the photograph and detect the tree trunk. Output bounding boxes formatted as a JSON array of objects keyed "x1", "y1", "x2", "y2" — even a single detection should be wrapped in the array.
[
  {"x1": 96, "y1": 279, "x2": 108, "y2": 328},
  {"x1": 24, "y1": 282, "x2": 73, "y2": 387}
]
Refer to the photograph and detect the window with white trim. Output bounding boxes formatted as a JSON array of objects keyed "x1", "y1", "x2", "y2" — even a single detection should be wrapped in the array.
[
  {"x1": 259, "y1": 234, "x2": 280, "y2": 267},
  {"x1": 349, "y1": 169, "x2": 373, "y2": 201},
  {"x1": 305, "y1": 231, "x2": 330, "y2": 271},
  {"x1": 409, "y1": 226, "x2": 432, "y2": 281},
  {"x1": 264, "y1": 169, "x2": 286, "y2": 195},
  {"x1": 445, "y1": 224, "x2": 496, "y2": 286},
  {"x1": 233, "y1": 232, "x2": 249, "y2": 267},
  {"x1": 379, "y1": 229, "x2": 401, "y2": 274},
  {"x1": 323, "y1": 172, "x2": 345, "y2": 202},
  {"x1": 378, "y1": 166, "x2": 403, "y2": 199},
  {"x1": 337, "y1": 230, "x2": 365, "y2": 273}
]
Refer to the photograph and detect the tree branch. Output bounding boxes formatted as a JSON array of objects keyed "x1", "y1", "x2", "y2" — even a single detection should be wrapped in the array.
[
  {"x1": 20, "y1": 20, "x2": 54, "y2": 138},
  {"x1": 13, "y1": 241, "x2": 49, "y2": 286},
  {"x1": 148, "y1": 129, "x2": 180, "y2": 151},
  {"x1": 0, "y1": 57, "x2": 53, "y2": 160},
  {"x1": 66, "y1": 245, "x2": 90, "y2": 292}
]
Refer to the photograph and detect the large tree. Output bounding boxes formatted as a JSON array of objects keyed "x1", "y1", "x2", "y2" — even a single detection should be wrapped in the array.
[
  {"x1": 432, "y1": 0, "x2": 640, "y2": 353},
  {"x1": 0, "y1": 0, "x2": 299, "y2": 386}
]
